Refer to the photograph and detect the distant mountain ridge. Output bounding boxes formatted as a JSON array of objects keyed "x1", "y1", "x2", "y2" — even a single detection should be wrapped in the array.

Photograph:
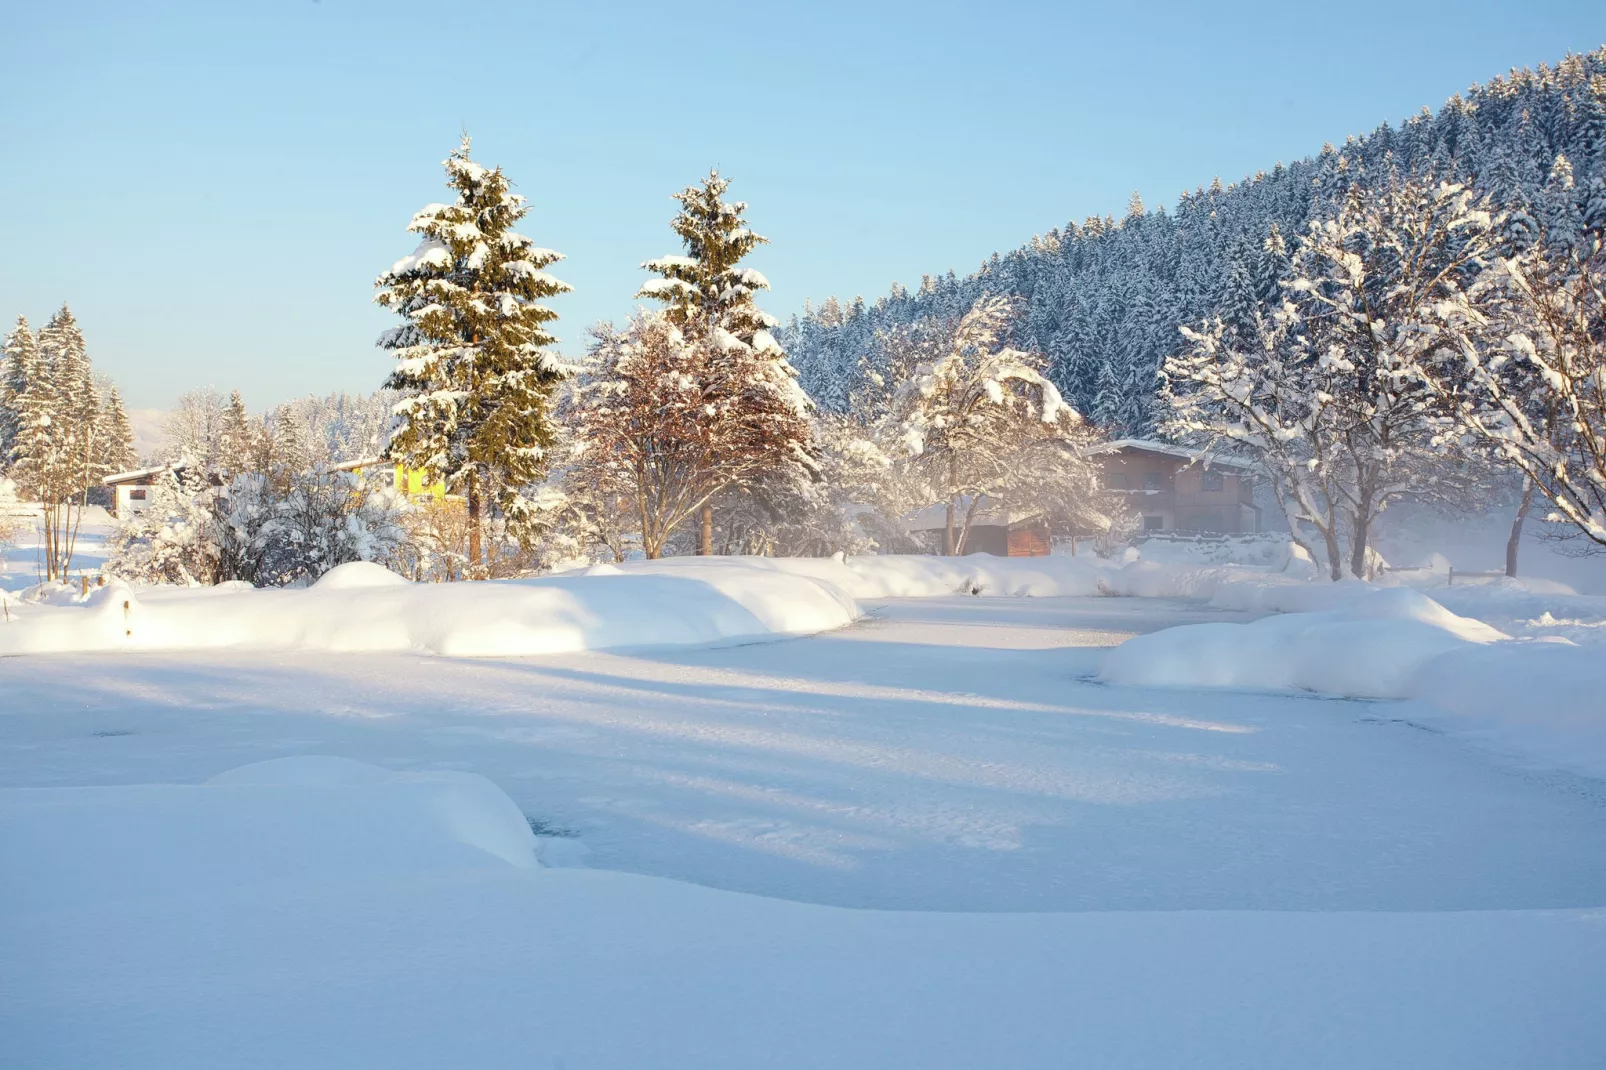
[{"x1": 782, "y1": 46, "x2": 1606, "y2": 431}]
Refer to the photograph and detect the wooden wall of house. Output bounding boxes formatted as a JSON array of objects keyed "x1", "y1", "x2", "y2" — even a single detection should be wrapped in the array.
[
  {"x1": 960, "y1": 525, "x2": 1010, "y2": 556},
  {"x1": 1094, "y1": 451, "x2": 1258, "y2": 534}
]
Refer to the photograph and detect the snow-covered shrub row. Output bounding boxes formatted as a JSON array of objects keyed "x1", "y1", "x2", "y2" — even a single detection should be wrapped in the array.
[{"x1": 1097, "y1": 586, "x2": 1606, "y2": 778}]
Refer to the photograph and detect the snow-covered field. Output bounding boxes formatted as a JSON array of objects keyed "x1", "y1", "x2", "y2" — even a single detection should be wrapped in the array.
[{"x1": 3, "y1": 521, "x2": 1606, "y2": 1067}]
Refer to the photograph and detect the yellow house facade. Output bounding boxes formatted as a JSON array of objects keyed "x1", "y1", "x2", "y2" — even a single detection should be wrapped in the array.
[{"x1": 331, "y1": 457, "x2": 450, "y2": 499}]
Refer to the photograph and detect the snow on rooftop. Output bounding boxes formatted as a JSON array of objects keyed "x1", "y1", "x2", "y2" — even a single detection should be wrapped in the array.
[
  {"x1": 102, "y1": 463, "x2": 183, "y2": 485},
  {"x1": 1084, "y1": 438, "x2": 1259, "y2": 470}
]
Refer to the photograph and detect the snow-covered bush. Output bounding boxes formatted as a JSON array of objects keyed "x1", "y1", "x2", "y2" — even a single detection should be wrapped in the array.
[{"x1": 106, "y1": 469, "x2": 410, "y2": 587}]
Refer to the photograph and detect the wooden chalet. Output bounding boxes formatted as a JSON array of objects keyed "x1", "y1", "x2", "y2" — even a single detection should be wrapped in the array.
[{"x1": 1085, "y1": 439, "x2": 1260, "y2": 535}]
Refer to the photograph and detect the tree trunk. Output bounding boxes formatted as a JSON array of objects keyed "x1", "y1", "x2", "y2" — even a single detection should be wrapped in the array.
[
  {"x1": 1349, "y1": 510, "x2": 1371, "y2": 581},
  {"x1": 699, "y1": 502, "x2": 713, "y2": 556},
  {"x1": 1322, "y1": 524, "x2": 1344, "y2": 582},
  {"x1": 944, "y1": 453, "x2": 959, "y2": 556},
  {"x1": 466, "y1": 471, "x2": 482, "y2": 579},
  {"x1": 1506, "y1": 477, "x2": 1534, "y2": 578}
]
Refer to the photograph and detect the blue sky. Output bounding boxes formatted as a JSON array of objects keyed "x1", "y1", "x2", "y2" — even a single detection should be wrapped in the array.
[{"x1": 4, "y1": 1, "x2": 1604, "y2": 410}]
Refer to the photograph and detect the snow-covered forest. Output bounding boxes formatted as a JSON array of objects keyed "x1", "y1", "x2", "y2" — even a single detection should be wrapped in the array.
[{"x1": 783, "y1": 48, "x2": 1606, "y2": 432}]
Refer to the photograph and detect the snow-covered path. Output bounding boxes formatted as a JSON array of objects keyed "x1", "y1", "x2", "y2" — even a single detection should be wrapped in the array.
[{"x1": 4, "y1": 595, "x2": 1603, "y2": 914}]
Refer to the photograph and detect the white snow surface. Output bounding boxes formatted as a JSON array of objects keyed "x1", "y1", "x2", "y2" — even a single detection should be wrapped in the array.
[{"x1": 6, "y1": 616, "x2": 1606, "y2": 1068}]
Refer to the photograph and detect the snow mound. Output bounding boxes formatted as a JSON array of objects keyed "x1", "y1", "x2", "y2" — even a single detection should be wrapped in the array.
[
  {"x1": 311, "y1": 561, "x2": 411, "y2": 589},
  {"x1": 0, "y1": 559, "x2": 859, "y2": 657},
  {"x1": 0, "y1": 758, "x2": 537, "y2": 913},
  {"x1": 1099, "y1": 603, "x2": 1499, "y2": 699},
  {"x1": 1099, "y1": 588, "x2": 1606, "y2": 777}
]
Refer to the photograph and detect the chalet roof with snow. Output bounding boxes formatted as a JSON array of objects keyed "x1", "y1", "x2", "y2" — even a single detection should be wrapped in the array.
[
  {"x1": 1082, "y1": 439, "x2": 1259, "y2": 471},
  {"x1": 329, "y1": 456, "x2": 384, "y2": 473},
  {"x1": 102, "y1": 462, "x2": 186, "y2": 486}
]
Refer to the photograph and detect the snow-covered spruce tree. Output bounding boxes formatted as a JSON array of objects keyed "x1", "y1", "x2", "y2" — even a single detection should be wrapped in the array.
[
  {"x1": 636, "y1": 169, "x2": 814, "y2": 553},
  {"x1": 1165, "y1": 179, "x2": 1506, "y2": 579},
  {"x1": 12, "y1": 306, "x2": 108, "y2": 580},
  {"x1": 881, "y1": 295, "x2": 1104, "y2": 555},
  {"x1": 1417, "y1": 235, "x2": 1606, "y2": 551},
  {"x1": 99, "y1": 386, "x2": 139, "y2": 475},
  {"x1": 0, "y1": 316, "x2": 36, "y2": 466},
  {"x1": 375, "y1": 136, "x2": 571, "y2": 577},
  {"x1": 216, "y1": 390, "x2": 258, "y2": 477},
  {"x1": 265, "y1": 403, "x2": 312, "y2": 480}
]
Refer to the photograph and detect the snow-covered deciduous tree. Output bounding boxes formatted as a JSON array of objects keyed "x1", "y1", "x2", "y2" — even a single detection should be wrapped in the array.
[
  {"x1": 376, "y1": 136, "x2": 572, "y2": 577},
  {"x1": 1165, "y1": 179, "x2": 1505, "y2": 578},
  {"x1": 569, "y1": 312, "x2": 813, "y2": 559},
  {"x1": 637, "y1": 170, "x2": 814, "y2": 553},
  {"x1": 881, "y1": 295, "x2": 1104, "y2": 555},
  {"x1": 161, "y1": 388, "x2": 228, "y2": 469},
  {"x1": 1418, "y1": 236, "x2": 1606, "y2": 550}
]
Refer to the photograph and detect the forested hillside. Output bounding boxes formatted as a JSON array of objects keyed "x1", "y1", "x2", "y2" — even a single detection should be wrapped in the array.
[{"x1": 782, "y1": 48, "x2": 1606, "y2": 431}]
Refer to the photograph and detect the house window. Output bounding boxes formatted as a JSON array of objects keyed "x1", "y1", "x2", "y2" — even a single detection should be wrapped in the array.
[
  {"x1": 1106, "y1": 472, "x2": 1128, "y2": 490},
  {"x1": 129, "y1": 488, "x2": 147, "y2": 501},
  {"x1": 1143, "y1": 471, "x2": 1163, "y2": 490},
  {"x1": 1143, "y1": 515, "x2": 1164, "y2": 531},
  {"x1": 1201, "y1": 470, "x2": 1224, "y2": 492}
]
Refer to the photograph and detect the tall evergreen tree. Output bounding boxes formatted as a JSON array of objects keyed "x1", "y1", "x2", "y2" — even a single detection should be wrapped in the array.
[
  {"x1": 0, "y1": 316, "x2": 36, "y2": 464},
  {"x1": 1540, "y1": 154, "x2": 1582, "y2": 249},
  {"x1": 637, "y1": 170, "x2": 813, "y2": 553},
  {"x1": 638, "y1": 170, "x2": 775, "y2": 342},
  {"x1": 217, "y1": 389, "x2": 256, "y2": 476},
  {"x1": 18, "y1": 305, "x2": 105, "y2": 579},
  {"x1": 375, "y1": 136, "x2": 572, "y2": 575},
  {"x1": 100, "y1": 386, "x2": 138, "y2": 474}
]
